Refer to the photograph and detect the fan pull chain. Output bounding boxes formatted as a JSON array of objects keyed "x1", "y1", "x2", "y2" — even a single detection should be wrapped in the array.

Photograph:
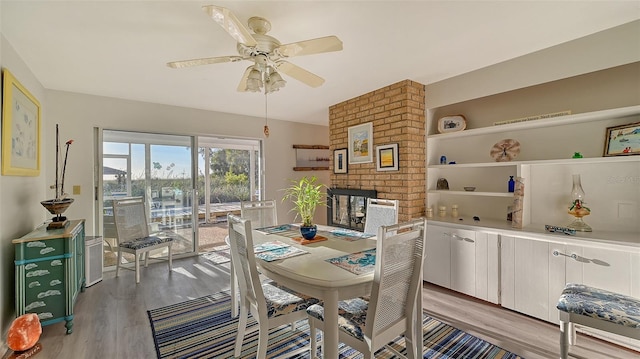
[{"x1": 263, "y1": 92, "x2": 270, "y2": 138}]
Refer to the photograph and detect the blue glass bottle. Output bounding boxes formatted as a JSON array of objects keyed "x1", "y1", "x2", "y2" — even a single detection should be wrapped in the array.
[{"x1": 508, "y1": 176, "x2": 515, "y2": 193}]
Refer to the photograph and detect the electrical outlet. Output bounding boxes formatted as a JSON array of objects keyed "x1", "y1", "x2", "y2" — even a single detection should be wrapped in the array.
[{"x1": 73, "y1": 185, "x2": 81, "y2": 195}]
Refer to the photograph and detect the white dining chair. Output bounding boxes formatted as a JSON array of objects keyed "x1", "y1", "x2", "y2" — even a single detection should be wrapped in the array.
[
  {"x1": 363, "y1": 198, "x2": 399, "y2": 236},
  {"x1": 240, "y1": 199, "x2": 278, "y2": 228},
  {"x1": 112, "y1": 197, "x2": 174, "y2": 283},
  {"x1": 227, "y1": 213, "x2": 319, "y2": 358},
  {"x1": 306, "y1": 218, "x2": 426, "y2": 359},
  {"x1": 227, "y1": 200, "x2": 279, "y2": 317}
]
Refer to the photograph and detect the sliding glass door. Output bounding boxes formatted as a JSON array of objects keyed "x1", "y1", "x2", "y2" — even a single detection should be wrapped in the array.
[
  {"x1": 100, "y1": 130, "x2": 196, "y2": 268},
  {"x1": 196, "y1": 136, "x2": 261, "y2": 252},
  {"x1": 97, "y1": 130, "x2": 263, "y2": 268}
]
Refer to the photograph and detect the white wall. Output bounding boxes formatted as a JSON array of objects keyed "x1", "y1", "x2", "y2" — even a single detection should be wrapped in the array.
[
  {"x1": 426, "y1": 20, "x2": 640, "y2": 108},
  {"x1": 0, "y1": 34, "x2": 49, "y2": 354},
  {"x1": 45, "y1": 90, "x2": 330, "y2": 236}
]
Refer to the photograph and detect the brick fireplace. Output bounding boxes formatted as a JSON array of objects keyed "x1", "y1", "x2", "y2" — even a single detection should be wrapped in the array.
[{"x1": 329, "y1": 80, "x2": 426, "y2": 222}]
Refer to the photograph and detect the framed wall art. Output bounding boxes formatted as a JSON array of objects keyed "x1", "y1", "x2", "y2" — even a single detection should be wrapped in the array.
[
  {"x1": 376, "y1": 143, "x2": 399, "y2": 171},
  {"x1": 2, "y1": 68, "x2": 41, "y2": 176},
  {"x1": 348, "y1": 122, "x2": 373, "y2": 164},
  {"x1": 603, "y1": 122, "x2": 640, "y2": 157},
  {"x1": 333, "y1": 148, "x2": 348, "y2": 174}
]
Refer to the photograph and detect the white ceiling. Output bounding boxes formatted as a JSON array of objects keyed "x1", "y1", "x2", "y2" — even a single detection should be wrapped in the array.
[{"x1": 2, "y1": 1, "x2": 639, "y2": 126}]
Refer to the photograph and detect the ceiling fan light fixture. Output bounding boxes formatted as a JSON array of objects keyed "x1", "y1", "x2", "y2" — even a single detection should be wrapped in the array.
[
  {"x1": 269, "y1": 71, "x2": 286, "y2": 89},
  {"x1": 171, "y1": 6, "x2": 342, "y2": 91},
  {"x1": 246, "y1": 68, "x2": 263, "y2": 92}
]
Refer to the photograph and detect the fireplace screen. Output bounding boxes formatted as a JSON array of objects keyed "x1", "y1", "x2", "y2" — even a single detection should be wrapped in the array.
[{"x1": 327, "y1": 188, "x2": 377, "y2": 231}]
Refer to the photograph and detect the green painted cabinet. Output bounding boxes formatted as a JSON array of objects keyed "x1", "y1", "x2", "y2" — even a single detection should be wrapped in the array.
[{"x1": 13, "y1": 220, "x2": 85, "y2": 334}]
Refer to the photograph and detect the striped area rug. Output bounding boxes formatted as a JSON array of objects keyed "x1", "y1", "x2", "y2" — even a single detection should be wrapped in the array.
[{"x1": 147, "y1": 291, "x2": 524, "y2": 359}]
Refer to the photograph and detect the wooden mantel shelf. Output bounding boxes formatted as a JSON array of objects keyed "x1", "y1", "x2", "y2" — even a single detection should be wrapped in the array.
[
  {"x1": 293, "y1": 145, "x2": 330, "y2": 171},
  {"x1": 293, "y1": 166, "x2": 329, "y2": 171},
  {"x1": 292, "y1": 145, "x2": 330, "y2": 149}
]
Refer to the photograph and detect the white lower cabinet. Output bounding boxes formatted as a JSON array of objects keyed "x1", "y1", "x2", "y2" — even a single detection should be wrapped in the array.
[
  {"x1": 565, "y1": 244, "x2": 639, "y2": 296},
  {"x1": 449, "y1": 228, "x2": 476, "y2": 296},
  {"x1": 425, "y1": 224, "x2": 451, "y2": 288},
  {"x1": 565, "y1": 244, "x2": 640, "y2": 350},
  {"x1": 500, "y1": 235, "x2": 566, "y2": 322},
  {"x1": 424, "y1": 224, "x2": 499, "y2": 303},
  {"x1": 426, "y1": 222, "x2": 639, "y2": 349},
  {"x1": 500, "y1": 234, "x2": 640, "y2": 351},
  {"x1": 475, "y1": 232, "x2": 500, "y2": 304}
]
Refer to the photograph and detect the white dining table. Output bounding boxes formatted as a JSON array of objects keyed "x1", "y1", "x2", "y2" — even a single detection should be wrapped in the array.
[{"x1": 252, "y1": 225, "x2": 423, "y2": 359}]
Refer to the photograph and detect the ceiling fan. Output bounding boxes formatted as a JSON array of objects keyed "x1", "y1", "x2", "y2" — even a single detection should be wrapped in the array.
[{"x1": 167, "y1": 5, "x2": 343, "y2": 93}]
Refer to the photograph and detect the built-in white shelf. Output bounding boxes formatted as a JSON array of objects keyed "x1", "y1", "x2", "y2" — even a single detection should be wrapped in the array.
[
  {"x1": 428, "y1": 190, "x2": 514, "y2": 198},
  {"x1": 427, "y1": 105, "x2": 640, "y2": 139},
  {"x1": 428, "y1": 155, "x2": 640, "y2": 169}
]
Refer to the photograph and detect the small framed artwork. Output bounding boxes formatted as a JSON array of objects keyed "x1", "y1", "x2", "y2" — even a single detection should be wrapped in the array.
[
  {"x1": 2, "y1": 68, "x2": 41, "y2": 176},
  {"x1": 348, "y1": 122, "x2": 373, "y2": 164},
  {"x1": 376, "y1": 143, "x2": 399, "y2": 171},
  {"x1": 437, "y1": 115, "x2": 467, "y2": 134},
  {"x1": 333, "y1": 148, "x2": 348, "y2": 174},
  {"x1": 603, "y1": 122, "x2": 640, "y2": 157}
]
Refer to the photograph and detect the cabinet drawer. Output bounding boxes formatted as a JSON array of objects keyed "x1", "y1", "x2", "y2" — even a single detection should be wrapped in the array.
[
  {"x1": 23, "y1": 259, "x2": 66, "y2": 300},
  {"x1": 16, "y1": 239, "x2": 66, "y2": 261},
  {"x1": 24, "y1": 295, "x2": 66, "y2": 322},
  {"x1": 21, "y1": 259, "x2": 67, "y2": 323}
]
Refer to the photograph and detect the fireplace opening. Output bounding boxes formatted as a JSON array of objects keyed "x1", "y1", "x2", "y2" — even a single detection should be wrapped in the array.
[{"x1": 326, "y1": 188, "x2": 377, "y2": 231}]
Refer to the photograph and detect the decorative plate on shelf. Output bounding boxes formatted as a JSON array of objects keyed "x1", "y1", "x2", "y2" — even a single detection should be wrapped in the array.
[
  {"x1": 437, "y1": 115, "x2": 467, "y2": 133},
  {"x1": 490, "y1": 139, "x2": 520, "y2": 162}
]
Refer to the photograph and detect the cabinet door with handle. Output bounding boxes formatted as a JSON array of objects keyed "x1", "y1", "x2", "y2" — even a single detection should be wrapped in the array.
[
  {"x1": 448, "y1": 228, "x2": 476, "y2": 297},
  {"x1": 501, "y1": 235, "x2": 566, "y2": 322},
  {"x1": 565, "y1": 244, "x2": 636, "y2": 296},
  {"x1": 564, "y1": 244, "x2": 640, "y2": 350},
  {"x1": 424, "y1": 225, "x2": 450, "y2": 288}
]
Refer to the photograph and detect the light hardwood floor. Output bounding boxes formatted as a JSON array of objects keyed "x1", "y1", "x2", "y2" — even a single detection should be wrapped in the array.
[{"x1": 8, "y1": 255, "x2": 637, "y2": 359}]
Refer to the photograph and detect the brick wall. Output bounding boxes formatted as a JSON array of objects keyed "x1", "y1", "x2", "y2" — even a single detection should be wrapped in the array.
[{"x1": 329, "y1": 80, "x2": 426, "y2": 221}]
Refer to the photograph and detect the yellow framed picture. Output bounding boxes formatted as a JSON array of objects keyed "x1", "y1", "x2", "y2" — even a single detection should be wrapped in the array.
[
  {"x1": 2, "y1": 68, "x2": 41, "y2": 176},
  {"x1": 376, "y1": 143, "x2": 398, "y2": 171}
]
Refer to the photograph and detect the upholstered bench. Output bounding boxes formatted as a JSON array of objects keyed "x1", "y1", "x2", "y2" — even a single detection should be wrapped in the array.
[{"x1": 557, "y1": 283, "x2": 640, "y2": 359}]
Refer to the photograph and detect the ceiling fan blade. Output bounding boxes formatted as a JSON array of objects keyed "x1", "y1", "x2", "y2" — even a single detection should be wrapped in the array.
[
  {"x1": 202, "y1": 5, "x2": 257, "y2": 47},
  {"x1": 167, "y1": 56, "x2": 244, "y2": 69},
  {"x1": 237, "y1": 66, "x2": 253, "y2": 92},
  {"x1": 276, "y1": 61, "x2": 325, "y2": 88},
  {"x1": 277, "y1": 36, "x2": 343, "y2": 58}
]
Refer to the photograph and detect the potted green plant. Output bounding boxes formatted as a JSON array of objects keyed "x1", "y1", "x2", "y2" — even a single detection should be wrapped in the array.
[{"x1": 282, "y1": 176, "x2": 327, "y2": 239}]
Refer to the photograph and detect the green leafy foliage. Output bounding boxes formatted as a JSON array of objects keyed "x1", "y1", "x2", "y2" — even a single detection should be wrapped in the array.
[
  {"x1": 224, "y1": 171, "x2": 248, "y2": 185},
  {"x1": 281, "y1": 176, "x2": 327, "y2": 226}
]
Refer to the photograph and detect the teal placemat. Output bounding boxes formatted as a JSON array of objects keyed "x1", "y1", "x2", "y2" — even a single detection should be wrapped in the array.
[
  {"x1": 256, "y1": 246, "x2": 309, "y2": 262},
  {"x1": 326, "y1": 249, "x2": 376, "y2": 275}
]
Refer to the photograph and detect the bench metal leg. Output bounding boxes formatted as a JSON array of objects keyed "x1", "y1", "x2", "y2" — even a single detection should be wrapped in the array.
[
  {"x1": 560, "y1": 320, "x2": 570, "y2": 359},
  {"x1": 569, "y1": 322, "x2": 576, "y2": 345}
]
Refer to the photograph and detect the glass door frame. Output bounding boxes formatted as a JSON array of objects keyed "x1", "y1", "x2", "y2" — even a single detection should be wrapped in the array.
[
  {"x1": 197, "y1": 136, "x2": 262, "y2": 223},
  {"x1": 97, "y1": 129, "x2": 198, "y2": 264}
]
